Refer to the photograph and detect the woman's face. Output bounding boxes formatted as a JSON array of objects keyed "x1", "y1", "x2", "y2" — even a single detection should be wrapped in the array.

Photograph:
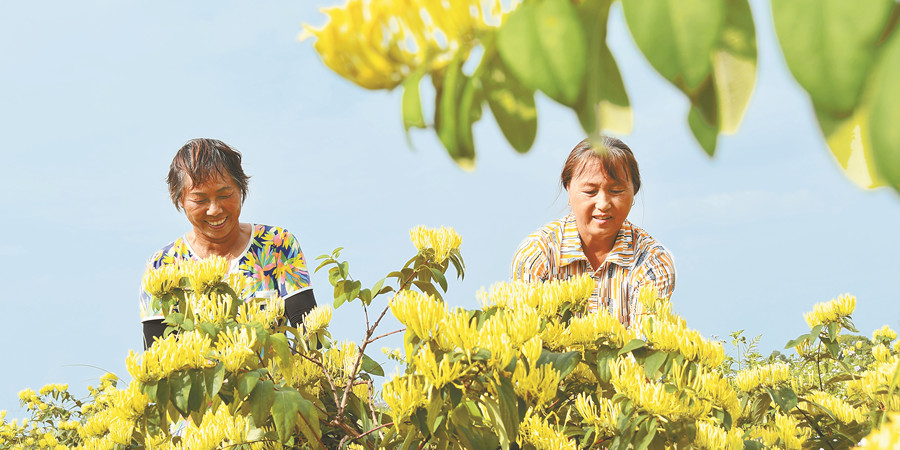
[
  {"x1": 181, "y1": 172, "x2": 243, "y2": 244},
  {"x1": 567, "y1": 160, "x2": 634, "y2": 250}
]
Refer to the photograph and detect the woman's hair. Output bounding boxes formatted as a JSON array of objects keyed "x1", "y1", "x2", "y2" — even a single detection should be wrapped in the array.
[
  {"x1": 560, "y1": 136, "x2": 641, "y2": 194},
  {"x1": 167, "y1": 138, "x2": 251, "y2": 210}
]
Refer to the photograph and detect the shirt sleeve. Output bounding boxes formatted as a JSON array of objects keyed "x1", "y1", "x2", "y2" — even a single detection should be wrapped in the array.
[
  {"x1": 274, "y1": 228, "x2": 312, "y2": 298},
  {"x1": 510, "y1": 236, "x2": 551, "y2": 282}
]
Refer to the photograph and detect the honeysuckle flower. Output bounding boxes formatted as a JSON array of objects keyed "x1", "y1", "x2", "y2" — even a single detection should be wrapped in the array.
[
  {"x1": 409, "y1": 225, "x2": 462, "y2": 263},
  {"x1": 873, "y1": 343, "x2": 892, "y2": 362},
  {"x1": 186, "y1": 256, "x2": 230, "y2": 293},
  {"x1": 325, "y1": 340, "x2": 361, "y2": 381},
  {"x1": 858, "y1": 412, "x2": 900, "y2": 449},
  {"x1": 803, "y1": 294, "x2": 856, "y2": 329},
  {"x1": 574, "y1": 393, "x2": 618, "y2": 436},
  {"x1": 303, "y1": 305, "x2": 333, "y2": 333},
  {"x1": 803, "y1": 390, "x2": 866, "y2": 425},
  {"x1": 435, "y1": 308, "x2": 479, "y2": 356},
  {"x1": 670, "y1": 362, "x2": 741, "y2": 420},
  {"x1": 520, "y1": 336, "x2": 543, "y2": 368},
  {"x1": 302, "y1": 0, "x2": 514, "y2": 90},
  {"x1": 748, "y1": 412, "x2": 810, "y2": 450},
  {"x1": 142, "y1": 263, "x2": 181, "y2": 298},
  {"x1": 479, "y1": 274, "x2": 594, "y2": 317},
  {"x1": 391, "y1": 290, "x2": 446, "y2": 341},
  {"x1": 610, "y1": 357, "x2": 710, "y2": 420},
  {"x1": 382, "y1": 375, "x2": 428, "y2": 420},
  {"x1": 412, "y1": 344, "x2": 467, "y2": 389},
  {"x1": 643, "y1": 315, "x2": 725, "y2": 369},
  {"x1": 874, "y1": 325, "x2": 898, "y2": 342},
  {"x1": 129, "y1": 330, "x2": 216, "y2": 382},
  {"x1": 236, "y1": 293, "x2": 284, "y2": 327},
  {"x1": 479, "y1": 315, "x2": 516, "y2": 370},
  {"x1": 518, "y1": 409, "x2": 577, "y2": 449},
  {"x1": 512, "y1": 363, "x2": 561, "y2": 407},
  {"x1": 215, "y1": 326, "x2": 259, "y2": 373},
  {"x1": 175, "y1": 404, "x2": 253, "y2": 450},
  {"x1": 562, "y1": 308, "x2": 633, "y2": 349},
  {"x1": 695, "y1": 420, "x2": 744, "y2": 450},
  {"x1": 734, "y1": 363, "x2": 792, "y2": 393}
]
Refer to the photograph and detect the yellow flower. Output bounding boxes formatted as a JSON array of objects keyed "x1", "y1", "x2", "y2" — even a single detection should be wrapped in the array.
[
  {"x1": 803, "y1": 294, "x2": 856, "y2": 328},
  {"x1": 479, "y1": 274, "x2": 594, "y2": 318},
  {"x1": 303, "y1": 305, "x2": 333, "y2": 333},
  {"x1": 695, "y1": 420, "x2": 744, "y2": 449},
  {"x1": 325, "y1": 340, "x2": 361, "y2": 381},
  {"x1": 215, "y1": 326, "x2": 260, "y2": 373},
  {"x1": 610, "y1": 357, "x2": 710, "y2": 420},
  {"x1": 518, "y1": 409, "x2": 577, "y2": 449},
  {"x1": 734, "y1": 363, "x2": 792, "y2": 393},
  {"x1": 574, "y1": 394, "x2": 618, "y2": 436},
  {"x1": 747, "y1": 412, "x2": 810, "y2": 450},
  {"x1": 857, "y1": 412, "x2": 900, "y2": 449},
  {"x1": 178, "y1": 404, "x2": 253, "y2": 449},
  {"x1": 382, "y1": 375, "x2": 428, "y2": 420},
  {"x1": 185, "y1": 256, "x2": 230, "y2": 293},
  {"x1": 873, "y1": 343, "x2": 892, "y2": 362},
  {"x1": 142, "y1": 263, "x2": 181, "y2": 298},
  {"x1": 562, "y1": 308, "x2": 633, "y2": 350},
  {"x1": 803, "y1": 390, "x2": 866, "y2": 425},
  {"x1": 643, "y1": 315, "x2": 724, "y2": 369},
  {"x1": 512, "y1": 363, "x2": 561, "y2": 407},
  {"x1": 236, "y1": 294, "x2": 284, "y2": 328},
  {"x1": 874, "y1": 325, "x2": 898, "y2": 342},
  {"x1": 391, "y1": 290, "x2": 446, "y2": 341},
  {"x1": 409, "y1": 225, "x2": 462, "y2": 263},
  {"x1": 303, "y1": 0, "x2": 512, "y2": 90},
  {"x1": 412, "y1": 344, "x2": 467, "y2": 389},
  {"x1": 435, "y1": 308, "x2": 479, "y2": 356}
]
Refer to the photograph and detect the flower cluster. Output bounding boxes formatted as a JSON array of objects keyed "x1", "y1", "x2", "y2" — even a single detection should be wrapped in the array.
[
  {"x1": 803, "y1": 294, "x2": 856, "y2": 328},
  {"x1": 409, "y1": 225, "x2": 462, "y2": 263},
  {"x1": 734, "y1": 362, "x2": 792, "y2": 393},
  {"x1": 302, "y1": 0, "x2": 513, "y2": 90}
]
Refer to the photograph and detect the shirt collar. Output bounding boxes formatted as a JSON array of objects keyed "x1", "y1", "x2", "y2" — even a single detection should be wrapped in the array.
[{"x1": 559, "y1": 214, "x2": 636, "y2": 268}]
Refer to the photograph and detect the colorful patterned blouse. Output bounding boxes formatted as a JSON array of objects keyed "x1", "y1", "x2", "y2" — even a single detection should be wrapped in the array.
[
  {"x1": 511, "y1": 214, "x2": 676, "y2": 328},
  {"x1": 139, "y1": 224, "x2": 311, "y2": 322}
]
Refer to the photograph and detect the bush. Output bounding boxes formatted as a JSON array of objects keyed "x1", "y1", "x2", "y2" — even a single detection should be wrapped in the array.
[{"x1": 1, "y1": 226, "x2": 899, "y2": 449}]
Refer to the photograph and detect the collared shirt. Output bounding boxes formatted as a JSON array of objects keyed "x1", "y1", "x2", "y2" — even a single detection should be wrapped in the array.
[
  {"x1": 511, "y1": 214, "x2": 675, "y2": 327},
  {"x1": 139, "y1": 224, "x2": 311, "y2": 322}
]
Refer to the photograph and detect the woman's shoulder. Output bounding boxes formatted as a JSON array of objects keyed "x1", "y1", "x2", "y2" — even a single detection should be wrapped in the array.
[
  {"x1": 624, "y1": 221, "x2": 674, "y2": 265},
  {"x1": 146, "y1": 236, "x2": 192, "y2": 268}
]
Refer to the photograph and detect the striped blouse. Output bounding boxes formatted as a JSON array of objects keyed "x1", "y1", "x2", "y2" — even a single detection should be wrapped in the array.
[{"x1": 510, "y1": 214, "x2": 676, "y2": 327}]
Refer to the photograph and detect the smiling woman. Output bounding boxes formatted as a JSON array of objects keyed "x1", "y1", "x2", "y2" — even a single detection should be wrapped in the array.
[
  {"x1": 139, "y1": 138, "x2": 317, "y2": 349},
  {"x1": 511, "y1": 136, "x2": 676, "y2": 328}
]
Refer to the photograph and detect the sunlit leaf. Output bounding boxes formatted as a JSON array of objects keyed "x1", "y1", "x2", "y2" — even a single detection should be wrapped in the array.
[
  {"x1": 481, "y1": 53, "x2": 537, "y2": 153},
  {"x1": 869, "y1": 25, "x2": 900, "y2": 193},
  {"x1": 712, "y1": 0, "x2": 757, "y2": 134},
  {"x1": 496, "y1": 0, "x2": 586, "y2": 106},
  {"x1": 622, "y1": 0, "x2": 724, "y2": 90},
  {"x1": 772, "y1": 0, "x2": 894, "y2": 114}
]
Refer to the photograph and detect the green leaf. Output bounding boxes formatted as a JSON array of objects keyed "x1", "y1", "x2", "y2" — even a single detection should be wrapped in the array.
[
  {"x1": 574, "y1": 0, "x2": 632, "y2": 135},
  {"x1": 361, "y1": 353, "x2": 385, "y2": 377},
  {"x1": 481, "y1": 52, "x2": 537, "y2": 153},
  {"x1": 271, "y1": 389, "x2": 302, "y2": 444},
  {"x1": 688, "y1": 105, "x2": 718, "y2": 156},
  {"x1": 402, "y1": 68, "x2": 427, "y2": 132},
  {"x1": 496, "y1": 0, "x2": 586, "y2": 106},
  {"x1": 268, "y1": 333, "x2": 294, "y2": 380},
  {"x1": 169, "y1": 370, "x2": 192, "y2": 418},
  {"x1": 496, "y1": 376, "x2": 520, "y2": 447},
  {"x1": 772, "y1": 0, "x2": 894, "y2": 114},
  {"x1": 247, "y1": 380, "x2": 276, "y2": 427},
  {"x1": 187, "y1": 370, "x2": 206, "y2": 412},
  {"x1": 869, "y1": 24, "x2": 900, "y2": 193},
  {"x1": 596, "y1": 347, "x2": 617, "y2": 382},
  {"x1": 827, "y1": 321, "x2": 839, "y2": 341},
  {"x1": 237, "y1": 370, "x2": 262, "y2": 400},
  {"x1": 619, "y1": 339, "x2": 647, "y2": 356},
  {"x1": 622, "y1": 0, "x2": 725, "y2": 89},
  {"x1": 204, "y1": 363, "x2": 225, "y2": 398},
  {"x1": 536, "y1": 350, "x2": 581, "y2": 378},
  {"x1": 428, "y1": 267, "x2": 448, "y2": 292},
  {"x1": 766, "y1": 385, "x2": 798, "y2": 412},
  {"x1": 643, "y1": 351, "x2": 668, "y2": 379},
  {"x1": 711, "y1": 0, "x2": 757, "y2": 134},
  {"x1": 635, "y1": 417, "x2": 658, "y2": 450},
  {"x1": 743, "y1": 440, "x2": 765, "y2": 450}
]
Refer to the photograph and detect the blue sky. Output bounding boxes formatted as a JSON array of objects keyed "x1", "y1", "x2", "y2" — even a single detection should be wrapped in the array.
[{"x1": 1, "y1": 0, "x2": 898, "y2": 418}]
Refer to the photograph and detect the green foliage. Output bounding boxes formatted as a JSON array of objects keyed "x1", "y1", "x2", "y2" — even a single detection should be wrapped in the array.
[
  {"x1": 3, "y1": 230, "x2": 900, "y2": 448},
  {"x1": 305, "y1": 0, "x2": 900, "y2": 194}
]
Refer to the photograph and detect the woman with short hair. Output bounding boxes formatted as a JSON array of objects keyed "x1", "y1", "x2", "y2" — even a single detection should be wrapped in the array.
[
  {"x1": 511, "y1": 136, "x2": 675, "y2": 327},
  {"x1": 140, "y1": 138, "x2": 316, "y2": 348}
]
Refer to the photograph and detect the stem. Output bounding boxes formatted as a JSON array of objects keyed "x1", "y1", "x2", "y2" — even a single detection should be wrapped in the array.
[
  {"x1": 356, "y1": 422, "x2": 394, "y2": 440},
  {"x1": 334, "y1": 268, "x2": 420, "y2": 424},
  {"x1": 299, "y1": 352, "x2": 343, "y2": 411},
  {"x1": 297, "y1": 409, "x2": 329, "y2": 449},
  {"x1": 370, "y1": 328, "x2": 405, "y2": 342},
  {"x1": 816, "y1": 341, "x2": 824, "y2": 390}
]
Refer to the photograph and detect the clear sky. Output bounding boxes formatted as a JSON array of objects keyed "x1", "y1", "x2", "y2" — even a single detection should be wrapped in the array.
[{"x1": 1, "y1": 0, "x2": 898, "y2": 418}]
